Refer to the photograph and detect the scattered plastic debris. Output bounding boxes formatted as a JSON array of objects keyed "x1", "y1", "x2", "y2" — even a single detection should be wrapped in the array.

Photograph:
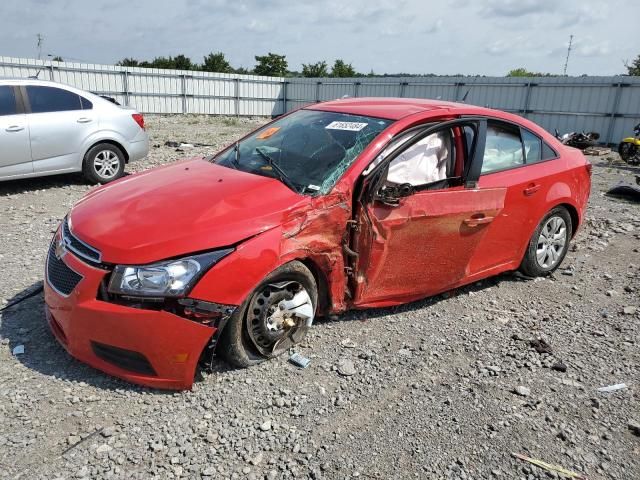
[
  {"x1": 12, "y1": 345, "x2": 24, "y2": 355},
  {"x1": 597, "y1": 383, "x2": 627, "y2": 393},
  {"x1": 288, "y1": 352, "x2": 311, "y2": 369},
  {"x1": 512, "y1": 452, "x2": 587, "y2": 479}
]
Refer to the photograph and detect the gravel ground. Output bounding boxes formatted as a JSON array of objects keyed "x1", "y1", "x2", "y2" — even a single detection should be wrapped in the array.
[{"x1": 0, "y1": 115, "x2": 639, "y2": 480}]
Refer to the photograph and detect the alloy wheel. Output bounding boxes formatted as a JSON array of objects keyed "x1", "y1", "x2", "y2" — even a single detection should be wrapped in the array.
[
  {"x1": 93, "y1": 150, "x2": 121, "y2": 180},
  {"x1": 536, "y1": 216, "x2": 567, "y2": 269}
]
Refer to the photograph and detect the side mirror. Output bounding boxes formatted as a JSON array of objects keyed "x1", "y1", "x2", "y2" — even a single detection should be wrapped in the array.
[{"x1": 374, "y1": 183, "x2": 413, "y2": 206}]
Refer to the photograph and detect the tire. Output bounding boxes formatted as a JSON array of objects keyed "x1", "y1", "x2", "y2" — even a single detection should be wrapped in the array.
[
  {"x1": 83, "y1": 143, "x2": 125, "y2": 184},
  {"x1": 519, "y1": 207, "x2": 572, "y2": 277},
  {"x1": 618, "y1": 142, "x2": 639, "y2": 165},
  {"x1": 217, "y1": 261, "x2": 318, "y2": 368}
]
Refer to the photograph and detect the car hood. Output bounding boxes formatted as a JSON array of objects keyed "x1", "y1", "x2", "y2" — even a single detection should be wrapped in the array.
[{"x1": 69, "y1": 159, "x2": 304, "y2": 264}]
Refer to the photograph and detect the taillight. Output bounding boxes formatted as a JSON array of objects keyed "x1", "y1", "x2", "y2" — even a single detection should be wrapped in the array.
[{"x1": 132, "y1": 113, "x2": 145, "y2": 130}]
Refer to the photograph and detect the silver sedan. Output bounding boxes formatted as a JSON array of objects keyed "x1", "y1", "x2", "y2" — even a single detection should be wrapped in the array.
[{"x1": 0, "y1": 79, "x2": 148, "y2": 183}]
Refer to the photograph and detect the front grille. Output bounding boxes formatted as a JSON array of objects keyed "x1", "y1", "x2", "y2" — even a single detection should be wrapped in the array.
[
  {"x1": 47, "y1": 241, "x2": 83, "y2": 296},
  {"x1": 91, "y1": 341, "x2": 157, "y2": 376},
  {"x1": 63, "y1": 218, "x2": 102, "y2": 264}
]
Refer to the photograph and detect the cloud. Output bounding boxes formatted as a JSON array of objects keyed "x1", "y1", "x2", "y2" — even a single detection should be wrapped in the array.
[{"x1": 480, "y1": 0, "x2": 558, "y2": 17}]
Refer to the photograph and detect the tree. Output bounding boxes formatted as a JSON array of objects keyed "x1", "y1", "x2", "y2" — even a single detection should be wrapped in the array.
[
  {"x1": 253, "y1": 52, "x2": 288, "y2": 76},
  {"x1": 301, "y1": 61, "x2": 328, "y2": 77},
  {"x1": 201, "y1": 52, "x2": 233, "y2": 73},
  {"x1": 51, "y1": 56, "x2": 64, "y2": 62},
  {"x1": 331, "y1": 59, "x2": 356, "y2": 77},
  {"x1": 625, "y1": 54, "x2": 640, "y2": 76},
  {"x1": 117, "y1": 58, "x2": 140, "y2": 67},
  {"x1": 172, "y1": 54, "x2": 194, "y2": 70},
  {"x1": 506, "y1": 68, "x2": 557, "y2": 77}
]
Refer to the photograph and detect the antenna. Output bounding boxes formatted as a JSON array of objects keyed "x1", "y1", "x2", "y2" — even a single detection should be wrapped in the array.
[
  {"x1": 563, "y1": 34, "x2": 573, "y2": 76},
  {"x1": 36, "y1": 33, "x2": 44, "y2": 60}
]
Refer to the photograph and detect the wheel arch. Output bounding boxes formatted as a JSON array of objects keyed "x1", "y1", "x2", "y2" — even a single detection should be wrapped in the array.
[
  {"x1": 555, "y1": 202, "x2": 580, "y2": 238},
  {"x1": 83, "y1": 139, "x2": 129, "y2": 164}
]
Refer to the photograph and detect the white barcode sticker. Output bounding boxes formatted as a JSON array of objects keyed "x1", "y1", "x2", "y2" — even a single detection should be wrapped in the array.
[{"x1": 325, "y1": 121, "x2": 368, "y2": 131}]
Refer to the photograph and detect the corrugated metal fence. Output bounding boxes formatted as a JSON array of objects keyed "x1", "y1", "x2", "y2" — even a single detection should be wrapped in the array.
[{"x1": 2, "y1": 56, "x2": 639, "y2": 144}]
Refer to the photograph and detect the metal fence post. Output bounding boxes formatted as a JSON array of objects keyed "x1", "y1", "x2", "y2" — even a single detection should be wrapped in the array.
[
  {"x1": 353, "y1": 81, "x2": 360, "y2": 97},
  {"x1": 454, "y1": 82, "x2": 465, "y2": 101},
  {"x1": 235, "y1": 78, "x2": 241, "y2": 117},
  {"x1": 522, "y1": 82, "x2": 535, "y2": 117},
  {"x1": 122, "y1": 70, "x2": 129, "y2": 106},
  {"x1": 282, "y1": 80, "x2": 287, "y2": 114},
  {"x1": 315, "y1": 81, "x2": 322, "y2": 103},
  {"x1": 48, "y1": 64, "x2": 54, "y2": 81},
  {"x1": 605, "y1": 82, "x2": 627, "y2": 145},
  {"x1": 180, "y1": 74, "x2": 187, "y2": 114},
  {"x1": 399, "y1": 81, "x2": 407, "y2": 98}
]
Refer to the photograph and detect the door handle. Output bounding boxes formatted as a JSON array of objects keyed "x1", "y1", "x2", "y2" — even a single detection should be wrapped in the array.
[
  {"x1": 77, "y1": 117, "x2": 92, "y2": 123},
  {"x1": 5, "y1": 125, "x2": 24, "y2": 132},
  {"x1": 523, "y1": 183, "x2": 541, "y2": 196},
  {"x1": 463, "y1": 213, "x2": 495, "y2": 227}
]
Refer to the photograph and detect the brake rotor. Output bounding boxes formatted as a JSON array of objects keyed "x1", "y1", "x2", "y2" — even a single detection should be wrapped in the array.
[{"x1": 246, "y1": 281, "x2": 314, "y2": 357}]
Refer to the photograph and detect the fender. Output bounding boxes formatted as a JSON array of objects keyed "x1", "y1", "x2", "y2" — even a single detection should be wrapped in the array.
[
  {"x1": 621, "y1": 137, "x2": 640, "y2": 146},
  {"x1": 80, "y1": 129, "x2": 130, "y2": 162}
]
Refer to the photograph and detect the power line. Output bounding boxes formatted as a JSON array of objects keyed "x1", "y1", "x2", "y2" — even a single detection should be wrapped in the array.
[{"x1": 563, "y1": 34, "x2": 573, "y2": 76}]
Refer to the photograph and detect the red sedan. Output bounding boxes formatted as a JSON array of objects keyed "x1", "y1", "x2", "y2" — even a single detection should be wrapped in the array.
[{"x1": 44, "y1": 98, "x2": 591, "y2": 389}]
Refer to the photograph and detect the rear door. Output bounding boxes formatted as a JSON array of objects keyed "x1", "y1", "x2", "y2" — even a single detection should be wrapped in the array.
[
  {"x1": 0, "y1": 85, "x2": 32, "y2": 177},
  {"x1": 351, "y1": 119, "x2": 508, "y2": 306},
  {"x1": 23, "y1": 85, "x2": 95, "y2": 173},
  {"x1": 467, "y1": 121, "x2": 563, "y2": 274}
]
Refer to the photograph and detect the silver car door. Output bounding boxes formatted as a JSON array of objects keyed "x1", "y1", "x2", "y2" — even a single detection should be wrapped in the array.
[
  {"x1": 0, "y1": 85, "x2": 32, "y2": 177},
  {"x1": 23, "y1": 85, "x2": 95, "y2": 173}
]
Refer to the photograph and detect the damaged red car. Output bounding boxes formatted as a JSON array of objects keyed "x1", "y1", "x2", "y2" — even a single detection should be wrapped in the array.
[{"x1": 44, "y1": 98, "x2": 591, "y2": 389}]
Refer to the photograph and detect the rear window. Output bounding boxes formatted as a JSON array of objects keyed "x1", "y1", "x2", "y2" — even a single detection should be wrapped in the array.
[
  {"x1": 27, "y1": 86, "x2": 82, "y2": 113},
  {"x1": 80, "y1": 96, "x2": 93, "y2": 110},
  {"x1": 0, "y1": 86, "x2": 17, "y2": 116}
]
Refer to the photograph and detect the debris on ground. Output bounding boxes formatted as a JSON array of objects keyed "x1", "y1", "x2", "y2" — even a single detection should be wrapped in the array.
[
  {"x1": 606, "y1": 179, "x2": 640, "y2": 202},
  {"x1": 288, "y1": 352, "x2": 311, "y2": 369},
  {"x1": 583, "y1": 146, "x2": 611, "y2": 156},
  {"x1": 628, "y1": 420, "x2": 640, "y2": 436},
  {"x1": 512, "y1": 452, "x2": 587, "y2": 479},
  {"x1": 513, "y1": 385, "x2": 531, "y2": 397},
  {"x1": 551, "y1": 361, "x2": 568, "y2": 372},
  {"x1": 597, "y1": 383, "x2": 628, "y2": 393},
  {"x1": 530, "y1": 338, "x2": 553, "y2": 354},
  {"x1": 337, "y1": 358, "x2": 357, "y2": 376},
  {"x1": 11, "y1": 344, "x2": 24, "y2": 355}
]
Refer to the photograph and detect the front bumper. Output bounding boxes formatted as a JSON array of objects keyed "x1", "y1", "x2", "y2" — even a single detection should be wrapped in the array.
[{"x1": 44, "y1": 237, "x2": 216, "y2": 390}]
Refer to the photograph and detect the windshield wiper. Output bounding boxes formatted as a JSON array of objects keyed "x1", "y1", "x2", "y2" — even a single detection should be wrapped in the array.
[{"x1": 254, "y1": 147, "x2": 299, "y2": 193}]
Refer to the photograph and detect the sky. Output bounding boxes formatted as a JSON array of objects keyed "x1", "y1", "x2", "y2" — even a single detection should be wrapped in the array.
[{"x1": 0, "y1": 0, "x2": 637, "y2": 76}]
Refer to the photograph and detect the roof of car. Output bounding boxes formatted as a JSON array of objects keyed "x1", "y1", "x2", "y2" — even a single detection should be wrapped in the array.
[{"x1": 306, "y1": 97, "x2": 486, "y2": 120}]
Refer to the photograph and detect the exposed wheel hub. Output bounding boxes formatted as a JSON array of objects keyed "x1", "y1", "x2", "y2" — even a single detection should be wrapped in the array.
[{"x1": 246, "y1": 281, "x2": 314, "y2": 356}]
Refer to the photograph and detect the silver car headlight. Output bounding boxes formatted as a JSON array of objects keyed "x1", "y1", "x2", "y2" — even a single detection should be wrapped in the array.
[{"x1": 107, "y1": 249, "x2": 233, "y2": 297}]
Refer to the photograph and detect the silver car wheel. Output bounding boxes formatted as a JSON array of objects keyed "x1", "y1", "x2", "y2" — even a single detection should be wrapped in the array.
[
  {"x1": 93, "y1": 150, "x2": 121, "y2": 180},
  {"x1": 536, "y1": 216, "x2": 567, "y2": 269}
]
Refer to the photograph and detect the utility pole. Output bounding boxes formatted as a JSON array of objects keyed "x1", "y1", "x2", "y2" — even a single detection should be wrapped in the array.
[
  {"x1": 563, "y1": 34, "x2": 573, "y2": 76},
  {"x1": 36, "y1": 33, "x2": 44, "y2": 60}
]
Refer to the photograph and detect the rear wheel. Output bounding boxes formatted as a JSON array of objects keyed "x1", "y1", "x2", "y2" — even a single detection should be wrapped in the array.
[
  {"x1": 520, "y1": 207, "x2": 572, "y2": 277},
  {"x1": 218, "y1": 261, "x2": 317, "y2": 368},
  {"x1": 83, "y1": 143, "x2": 125, "y2": 184},
  {"x1": 619, "y1": 142, "x2": 640, "y2": 165}
]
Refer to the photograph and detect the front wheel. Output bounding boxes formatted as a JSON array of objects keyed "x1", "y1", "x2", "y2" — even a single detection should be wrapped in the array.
[
  {"x1": 217, "y1": 261, "x2": 317, "y2": 368},
  {"x1": 83, "y1": 143, "x2": 125, "y2": 184},
  {"x1": 519, "y1": 207, "x2": 572, "y2": 277}
]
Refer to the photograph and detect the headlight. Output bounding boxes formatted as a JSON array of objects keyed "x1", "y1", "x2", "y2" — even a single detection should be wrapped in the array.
[{"x1": 107, "y1": 249, "x2": 233, "y2": 297}]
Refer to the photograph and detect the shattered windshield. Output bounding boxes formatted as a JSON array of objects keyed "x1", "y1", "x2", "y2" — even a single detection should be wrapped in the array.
[{"x1": 213, "y1": 110, "x2": 392, "y2": 194}]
